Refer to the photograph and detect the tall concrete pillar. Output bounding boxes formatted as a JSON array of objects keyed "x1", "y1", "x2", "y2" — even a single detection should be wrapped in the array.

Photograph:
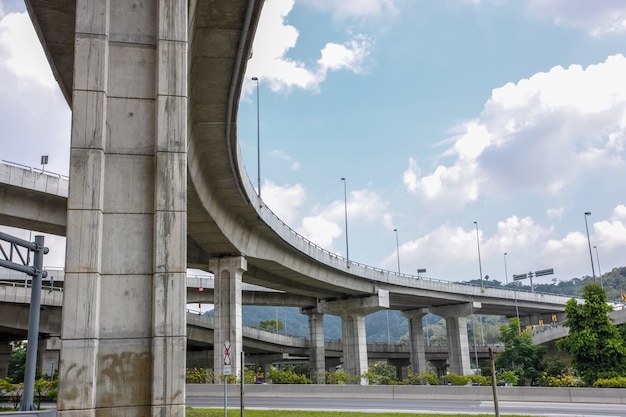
[
  {"x1": 0, "y1": 342, "x2": 10, "y2": 378},
  {"x1": 209, "y1": 256, "x2": 246, "y2": 383},
  {"x1": 58, "y1": 2, "x2": 188, "y2": 416},
  {"x1": 303, "y1": 311, "x2": 326, "y2": 383},
  {"x1": 431, "y1": 302, "x2": 480, "y2": 376},
  {"x1": 341, "y1": 314, "x2": 368, "y2": 384},
  {"x1": 402, "y1": 308, "x2": 429, "y2": 376},
  {"x1": 316, "y1": 289, "x2": 389, "y2": 385}
]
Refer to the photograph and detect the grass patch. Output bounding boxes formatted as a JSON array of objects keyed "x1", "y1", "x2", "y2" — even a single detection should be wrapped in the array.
[{"x1": 185, "y1": 408, "x2": 533, "y2": 417}]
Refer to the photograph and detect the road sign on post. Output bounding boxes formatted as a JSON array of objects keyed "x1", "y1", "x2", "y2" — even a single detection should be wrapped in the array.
[{"x1": 224, "y1": 341, "x2": 231, "y2": 365}]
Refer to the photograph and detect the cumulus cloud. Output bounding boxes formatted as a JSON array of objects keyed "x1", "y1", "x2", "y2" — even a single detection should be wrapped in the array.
[
  {"x1": 297, "y1": 188, "x2": 389, "y2": 254},
  {"x1": 528, "y1": 0, "x2": 626, "y2": 37},
  {"x1": 405, "y1": 55, "x2": 626, "y2": 207},
  {"x1": 0, "y1": 11, "x2": 56, "y2": 88},
  {"x1": 261, "y1": 180, "x2": 306, "y2": 225},
  {"x1": 243, "y1": 0, "x2": 373, "y2": 97},
  {"x1": 0, "y1": 10, "x2": 70, "y2": 173}
]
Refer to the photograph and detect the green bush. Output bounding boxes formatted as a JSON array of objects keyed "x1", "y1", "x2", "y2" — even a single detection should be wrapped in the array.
[
  {"x1": 442, "y1": 373, "x2": 470, "y2": 386},
  {"x1": 405, "y1": 370, "x2": 439, "y2": 385},
  {"x1": 186, "y1": 368, "x2": 213, "y2": 384},
  {"x1": 268, "y1": 367, "x2": 311, "y2": 384},
  {"x1": 325, "y1": 369, "x2": 349, "y2": 385},
  {"x1": 498, "y1": 370, "x2": 519, "y2": 386},
  {"x1": 594, "y1": 376, "x2": 626, "y2": 388},
  {"x1": 543, "y1": 373, "x2": 584, "y2": 387},
  {"x1": 468, "y1": 375, "x2": 489, "y2": 386}
]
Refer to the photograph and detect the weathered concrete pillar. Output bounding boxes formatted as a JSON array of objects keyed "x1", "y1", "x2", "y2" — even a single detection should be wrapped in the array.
[
  {"x1": 317, "y1": 289, "x2": 389, "y2": 385},
  {"x1": 303, "y1": 311, "x2": 325, "y2": 383},
  {"x1": 209, "y1": 256, "x2": 246, "y2": 383},
  {"x1": 341, "y1": 314, "x2": 368, "y2": 383},
  {"x1": 0, "y1": 342, "x2": 10, "y2": 378},
  {"x1": 402, "y1": 308, "x2": 429, "y2": 376},
  {"x1": 431, "y1": 302, "x2": 480, "y2": 376},
  {"x1": 388, "y1": 358, "x2": 408, "y2": 381},
  {"x1": 38, "y1": 337, "x2": 60, "y2": 378},
  {"x1": 58, "y1": 1, "x2": 188, "y2": 415}
]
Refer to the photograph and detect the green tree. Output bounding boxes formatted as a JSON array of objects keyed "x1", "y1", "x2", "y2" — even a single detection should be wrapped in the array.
[
  {"x1": 496, "y1": 317, "x2": 546, "y2": 385},
  {"x1": 256, "y1": 319, "x2": 283, "y2": 333},
  {"x1": 8, "y1": 341, "x2": 27, "y2": 383},
  {"x1": 557, "y1": 283, "x2": 626, "y2": 385}
]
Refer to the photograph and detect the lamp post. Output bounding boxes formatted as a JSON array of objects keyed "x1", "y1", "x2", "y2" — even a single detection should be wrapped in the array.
[
  {"x1": 505, "y1": 252, "x2": 522, "y2": 333},
  {"x1": 394, "y1": 228, "x2": 400, "y2": 273},
  {"x1": 584, "y1": 212, "x2": 596, "y2": 282},
  {"x1": 594, "y1": 245, "x2": 603, "y2": 288},
  {"x1": 503, "y1": 252, "x2": 509, "y2": 285},
  {"x1": 341, "y1": 178, "x2": 349, "y2": 265},
  {"x1": 251, "y1": 77, "x2": 261, "y2": 200},
  {"x1": 473, "y1": 222, "x2": 484, "y2": 290}
]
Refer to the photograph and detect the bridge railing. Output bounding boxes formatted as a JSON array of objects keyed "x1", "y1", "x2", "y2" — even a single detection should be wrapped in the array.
[{"x1": 0, "y1": 160, "x2": 69, "y2": 197}]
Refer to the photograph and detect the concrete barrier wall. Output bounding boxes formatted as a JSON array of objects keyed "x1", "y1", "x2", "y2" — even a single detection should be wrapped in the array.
[{"x1": 187, "y1": 384, "x2": 626, "y2": 404}]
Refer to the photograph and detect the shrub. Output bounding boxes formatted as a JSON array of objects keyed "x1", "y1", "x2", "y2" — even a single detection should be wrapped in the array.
[
  {"x1": 442, "y1": 373, "x2": 469, "y2": 386},
  {"x1": 268, "y1": 367, "x2": 311, "y2": 384},
  {"x1": 405, "y1": 370, "x2": 439, "y2": 385},
  {"x1": 186, "y1": 368, "x2": 212, "y2": 384},
  {"x1": 498, "y1": 370, "x2": 519, "y2": 386},
  {"x1": 468, "y1": 375, "x2": 489, "y2": 386},
  {"x1": 325, "y1": 369, "x2": 349, "y2": 385},
  {"x1": 594, "y1": 376, "x2": 626, "y2": 388},
  {"x1": 543, "y1": 373, "x2": 584, "y2": 387}
]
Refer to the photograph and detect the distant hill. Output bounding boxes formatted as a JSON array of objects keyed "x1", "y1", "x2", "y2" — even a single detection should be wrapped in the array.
[{"x1": 204, "y1": 267, "x2": 626, "y2": 343}]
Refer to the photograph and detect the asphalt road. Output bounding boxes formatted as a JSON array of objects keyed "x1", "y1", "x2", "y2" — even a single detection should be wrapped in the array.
[{"x1": 186, "y1": 396, "x2": 626, "y2": 416}]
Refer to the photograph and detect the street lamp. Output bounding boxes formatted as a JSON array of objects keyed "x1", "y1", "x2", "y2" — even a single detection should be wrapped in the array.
[
  {"x1": 584, "y1": 212, "x2": 596, "y2": 282},
  {"x1": 251, "y1": 77, "x2": 261, "y2": 200},
  {"x1": 594, "y1": 245, "x2": 603, "y2": 288},
  {"x1": 473, "y1": 222, "x2": 484, "y2": 290},
  {"x1": 394, "y1": 228, "x2": 400, "y2": 273},
  {"x1": 503, "y1": 252, "x2": 509, "y2": 285},
  {"x1": 341, "y1": 178, "x2": 349, "y2": 265}
]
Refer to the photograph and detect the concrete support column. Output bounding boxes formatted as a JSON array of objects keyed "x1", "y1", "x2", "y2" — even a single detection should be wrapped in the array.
[
  {"x1": 304, "y1": 311, "x2": 326, "y2": 383},
  {"x1": 342, "y1": 314, "x2": 368, "y2": 384},
  {"x1": 431, "y1": 302, "x2": 480, "y2": 376},
  {"x1": 402, "y1": 308, "x2": 428, "y2": 376},
  {"x1": 38, "y1": 337, "x2": 61, "y2": 378},
  {"x1": 58, "y1": 1, "x2": 188, "y2": 416},
  {"x1": 0, "y1": 342, "x2": 11, "y2": 378},
  {"x1": 388, "y1": 359, "x2": 408, "y2": 381},
  {"x1": 209, "y1": 256, "x2": 246, "y2": 383},
  {"x1": 316, "y1": 290, "x2": 389, "y2": 385}
]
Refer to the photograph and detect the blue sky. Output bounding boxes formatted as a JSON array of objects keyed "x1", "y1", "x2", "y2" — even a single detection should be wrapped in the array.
[{"x1": 1, "y1": 0, "x2": 626, "y2": 286}]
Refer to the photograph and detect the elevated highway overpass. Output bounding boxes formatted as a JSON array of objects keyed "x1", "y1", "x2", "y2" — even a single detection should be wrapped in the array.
[
  {"x1": 1, "y1": 1, "x2": 579, "y2": 414},
  {"x1": 0, "y1": 279, "x2": 503, "y2": 380},
  {"x1": 0, "y1": 160, "x2": 573, "y2": 317}
]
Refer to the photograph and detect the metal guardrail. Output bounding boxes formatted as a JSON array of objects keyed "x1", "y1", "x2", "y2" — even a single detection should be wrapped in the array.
[{"x1": 0, "y1": 159, "x2": 69, "y2": 180}]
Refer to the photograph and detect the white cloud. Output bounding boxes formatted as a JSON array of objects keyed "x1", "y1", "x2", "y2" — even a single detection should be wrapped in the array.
[
  {"x1": 269, "y1": 149, "x2": 300, "y2": 171},
  {"x1": 547, "y1": 207, "x2": 565, "y2": 219},
  {"x1": 528, "y1": 0, "x2": 626, "y2": 37},
  {"x1": 0, "y1": 11, "x2": 56, "y2": 88},
  {"x1": 406, "y1": 55, "x2": 626, "y2": 207},
  {"x1": 261, "y1": 180, "x2": 306, "y2": 225},
  {"x1": 0, "y1": 10, "x2": 70, "y2": 174},
  {"x1": 298, "y1": 0, "x2": 399, "y2": 20},
  {"x1": 402, "y1": 157, "x2": 419, "y2": 191},
  {"x1": 243, "y1": 0, "x2": 373, "y2": 97},
  {"x1": 296, "y1": 188, "x2": 389, "y2": 254}
]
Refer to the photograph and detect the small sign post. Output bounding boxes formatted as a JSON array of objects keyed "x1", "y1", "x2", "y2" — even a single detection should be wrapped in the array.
[{"x1": 223, "y1": 341, "x2": 231, "y2": 417}]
